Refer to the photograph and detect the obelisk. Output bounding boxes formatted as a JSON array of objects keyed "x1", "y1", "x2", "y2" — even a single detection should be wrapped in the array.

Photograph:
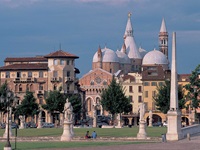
[{"x1": 166, "y1": 32, "x2": 183, "y2": 141}]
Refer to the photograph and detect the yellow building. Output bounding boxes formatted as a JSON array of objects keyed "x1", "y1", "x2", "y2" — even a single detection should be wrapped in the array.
[{"x1": 0, "y1": 50, "x2": 80, "y2": 125}]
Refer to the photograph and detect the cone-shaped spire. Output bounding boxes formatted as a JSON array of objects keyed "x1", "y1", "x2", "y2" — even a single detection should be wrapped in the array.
[
  {"x1": 122, "y1": 12, "x2": 141, "y2": 59},
  {"x1": 160, "y1": 18, "x2": 167, "y2": 32}
]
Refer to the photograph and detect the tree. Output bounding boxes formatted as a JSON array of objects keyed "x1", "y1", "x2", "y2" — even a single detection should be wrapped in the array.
[
  {"x1": 68, "y1": 94, "x2": 82, "y2": 122},
  {"x1": 0, "y1": 82, "x2": 15, "y2": 113},
  {"x1": 101, "y1": 77, "x2": 131, "y2": 123},
  {"x1": 42, "y1": 90, "x2": 66, "y2": 114},
  {"x1": 15, "y1": 91, "x2": 39, "y2": 119},
  {"x1": 185, "y1": 64, "x2": 200, "y2": 109},
  {"x1": 153, "y1": 80, "x2": 185, "y2": 114}
]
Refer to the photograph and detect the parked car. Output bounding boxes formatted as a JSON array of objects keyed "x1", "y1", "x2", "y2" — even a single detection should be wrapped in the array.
[
  {"x1": 11, "y1": 122, "x2": 19, "y2": 129},
  {"x1": 42, "y1": 122, "x2": 55, "y2": 128},
  {"x1": 152, "y1": 122, "x2": 163, "y2": 127},
  {"x1": 0, "y1": 123, "x2": 5, "y2": 129}
]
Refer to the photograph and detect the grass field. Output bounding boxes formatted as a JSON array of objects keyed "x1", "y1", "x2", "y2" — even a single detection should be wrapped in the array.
[{"x1": 0, "y1": 127, "x2": 167, "y2": 149}]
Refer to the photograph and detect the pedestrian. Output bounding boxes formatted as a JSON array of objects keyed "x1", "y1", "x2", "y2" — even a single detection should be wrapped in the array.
[
  {"x1": 85, "y1": 131, "x2": 91, "y2": 139},
  {"x1": 92, "y1": 131, "x2": 97, "y2": 139}
]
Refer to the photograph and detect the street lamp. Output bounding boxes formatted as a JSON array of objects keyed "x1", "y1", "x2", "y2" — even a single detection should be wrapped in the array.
[{"x1": 1, "y1": 89, "x2": 12, "y2": 150}]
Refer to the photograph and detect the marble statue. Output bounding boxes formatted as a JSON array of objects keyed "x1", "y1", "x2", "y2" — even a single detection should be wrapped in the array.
[{"x1": 63, "y1": 98, "x2": 73, "y2": 122}]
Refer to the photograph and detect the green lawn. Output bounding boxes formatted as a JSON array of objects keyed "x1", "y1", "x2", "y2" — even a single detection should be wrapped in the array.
[{"x1": 0, "y1": 127, "x2": 167, "y2": 149}]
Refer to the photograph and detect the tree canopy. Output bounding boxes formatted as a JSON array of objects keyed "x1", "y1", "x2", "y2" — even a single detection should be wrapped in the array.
[
  {"x1": 101, "y1": 77, "x2": 131, "y2": 121},
  {"x1": 42, "y1": 90, "x2": 66, "y2": 113},
  {"x1": 185, "y1": 64, "x2": 200, "y2": 109},
  {"x1": 153, "y1": 80, "x2": 185, "y2": 114},
  {"x1": 15, "y1": 91, "x2": 38, "y2": 117},
  {"x1": 0, "y1": 82, "x2": 15, "y2": 113}
]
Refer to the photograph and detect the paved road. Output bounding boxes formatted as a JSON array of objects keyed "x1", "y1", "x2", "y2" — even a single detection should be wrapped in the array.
[{"x1": 41, "y1": 133, "x2": 200, "y2": 150}]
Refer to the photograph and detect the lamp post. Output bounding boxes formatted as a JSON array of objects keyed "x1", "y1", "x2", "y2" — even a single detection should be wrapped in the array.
[{"x1": 1, "y1": 89, "x2": 12, "y2": 150}]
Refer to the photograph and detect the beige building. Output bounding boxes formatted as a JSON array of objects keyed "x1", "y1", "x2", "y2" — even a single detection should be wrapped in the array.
[{"x1": 0, "y1": 50, "x2": 80, "y2": 125}]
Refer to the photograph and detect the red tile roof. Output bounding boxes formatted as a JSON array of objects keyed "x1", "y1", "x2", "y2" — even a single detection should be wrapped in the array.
[
  {"x1": 122, "y1": 75, "x2": 135, "y2": 82},
  {"x1": 45, "y1": 50, "x2": 79, "y2": 58},
  {"x1": 4, "y1": 57, "x2": 47, "y2": 62},
  {"x1": 0, "y1": 63, "x2": 48, "y2": 71}
]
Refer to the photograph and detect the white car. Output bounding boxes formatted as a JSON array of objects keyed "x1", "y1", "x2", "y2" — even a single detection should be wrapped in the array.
[{"x1": 163, "y1": 121, "x2": 167, "y2": 127}]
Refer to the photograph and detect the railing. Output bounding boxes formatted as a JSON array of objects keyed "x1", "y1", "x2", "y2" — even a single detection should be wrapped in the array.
[
  {"x1": 51, "y1": 77, "x2": 59, "y2": 82},
  {"x1": 36, "y1": 90, "x2": 45, "y2": 95},
  {"x1": 13, "y1": 78, "x2": 36, "y2": 83},
  {"x1": 65, "y1": 77, "x2": 74, "y2": 82}
]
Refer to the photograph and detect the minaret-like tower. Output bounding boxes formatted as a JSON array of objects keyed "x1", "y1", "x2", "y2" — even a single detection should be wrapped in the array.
[
  {"x1": 159, "y1": 18, "x2": 168, "y2": 58},
  {"x1": 166, "y1": 32, "x2": 183, "y2": 141},
  {"x1": 97, "y1": 46, "x2": 102, "y2": 68}
]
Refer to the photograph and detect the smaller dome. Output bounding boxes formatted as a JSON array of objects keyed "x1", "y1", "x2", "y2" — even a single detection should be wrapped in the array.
[
  {"x1": 142, "y1": 49, "x2": 168, "y2": 65},
  {"x1": 116, "y1": 50, "x2": 130, "y2": 64},
  {"x1": 93, "y1": 47, "x2": 119, "y2": 63}
]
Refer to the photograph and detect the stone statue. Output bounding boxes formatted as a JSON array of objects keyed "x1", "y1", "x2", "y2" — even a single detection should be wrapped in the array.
[
  {"x1": 63, "y1": 98, "x2": 73, "y2": 122},
  {"x1": 139, "y1": 103, "x2": 145, "y2": 122},
  {"x1": 19, "y1": 115, "x2": 25, "y2": 129},
  {"x1": 149, "y1": 110, "x2": 152, "y2": 119}
]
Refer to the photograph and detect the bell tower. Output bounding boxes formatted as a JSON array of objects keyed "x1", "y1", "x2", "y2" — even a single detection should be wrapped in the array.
[{"x1": 159, "y1": 18, "x2": 168, "y2": 58}]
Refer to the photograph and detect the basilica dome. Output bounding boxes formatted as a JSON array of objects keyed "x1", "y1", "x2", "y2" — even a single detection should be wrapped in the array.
[
  {"x1": 116, "y1": 50, "x2": 130, "y2": 64},
  {"x1": 142, "y1": 49, "x2": 168, "y2": 65},
  {"x1": 93, "y1": 47, "x2": 119, "y2": 63}
]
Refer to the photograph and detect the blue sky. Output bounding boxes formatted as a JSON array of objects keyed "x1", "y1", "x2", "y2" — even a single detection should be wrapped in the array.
[{"x1": 0, "y1": 0, "x2": 199, "y2": 78}]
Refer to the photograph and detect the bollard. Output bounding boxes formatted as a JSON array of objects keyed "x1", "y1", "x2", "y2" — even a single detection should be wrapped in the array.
[
  {"x1": 187, "y1": 133, "x2": 190, "y2": 141},
  {"x1": 161, "y1": 134, "x2": 166, "y2": 143}
]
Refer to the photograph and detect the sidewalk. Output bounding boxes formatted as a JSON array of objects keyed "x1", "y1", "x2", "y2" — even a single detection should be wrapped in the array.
[{"x1": 45, "y1": 133, "x2": 200, "y2": 150}]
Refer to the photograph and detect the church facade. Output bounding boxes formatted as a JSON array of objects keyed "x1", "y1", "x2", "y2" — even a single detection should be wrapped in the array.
[{"x1": 79, "y1": 13, "x2": 191, "y2": 126}]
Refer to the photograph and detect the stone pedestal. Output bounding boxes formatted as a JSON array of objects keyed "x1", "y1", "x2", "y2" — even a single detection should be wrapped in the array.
[
  {"x1": 137, "y1": 121, "x2": 147, "y2": 139},
  {"x1": 166, "y1": 110, "x2": 183, "y2": 141},
  {"x1": 3, "y1": 120, "x2": 13, "y2": 138},
  {"x1": 4, "y1": 146, "x2": 12, "y2": 150},
  {"x1": 61, "y1": 120, "x2": 73, "y2": 141}
]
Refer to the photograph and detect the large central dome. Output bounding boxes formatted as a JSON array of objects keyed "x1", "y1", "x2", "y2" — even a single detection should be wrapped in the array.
[{"x1": 142, "y1": 49, "x2": 168, "y2": 65}]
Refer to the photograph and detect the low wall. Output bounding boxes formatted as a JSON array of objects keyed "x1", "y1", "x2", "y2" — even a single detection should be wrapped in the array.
[{"x1": 181, "y1": 124, "x2": 200, "y2": 137}]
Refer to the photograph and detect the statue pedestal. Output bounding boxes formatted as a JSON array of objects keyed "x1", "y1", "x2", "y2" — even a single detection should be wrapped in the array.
[
  {"x1": 3, "y1": 120, "x2": 13, "y2": 138},
  {"x1": 137, "y1": 120, "x2": 147, "y2": 139},
  {"x1": 61, "y1": 120, "x2": 73, "y2": 141},
  {"x1": 166, "y1": 110, "x2": 183, "y2": 141},
  {"x1": 19, "y1": 121, "x2": 25, "y2": 129}
]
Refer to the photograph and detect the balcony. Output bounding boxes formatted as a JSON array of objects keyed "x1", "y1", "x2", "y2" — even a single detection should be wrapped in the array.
[
  {"x1": 51, "y1": 77, "x2": 59, "y2": 82},
  {"x1": 13, "y1": 77, "x2": 36, "y2": 83},
  {"x1": 65, "y1": 77, "x2": 74, "y2": 82}
]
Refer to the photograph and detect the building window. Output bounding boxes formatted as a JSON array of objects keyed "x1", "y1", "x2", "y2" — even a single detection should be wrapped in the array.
[
  {"x1": 67, "y1": 60, "x2": 70, "y2": 65},
  {"x1": 39, "y1": 84, "x2": 43, "y2": 90},
  {"x1": 103, "y1": 80, "x2": 107, "y2": 85},
  {"x1": 19, "y1": 85, "x2": 22, "y2": 92},
  {"x1": 39, "y1": 71, "x2": 43, "y2": 78},
  {"x1": 144, "y1": 82, "x2": 149, "y2": 86},
  {"x1": 53, "y1": 71, "x2": 58, "y2": 77},
  {"x1": 54, "y1": 59, "x2": 58, "y2": 65},
  {"x1": 53, "y1": 85, "x2": 57, "y2": 90},
  {"x1": 145, "y1": 91, "x2": 148, "y2": 98},
  {"x1": 159, "y1": 82, "x2": 164, "y2": 86},
  {"x1": 28, "y1": 71, "x2": 32, "y2": 78},
  {"x1": 60, "y1": 59, "x2": 65, "y2": 65},
  {"x1": 67, "y1": 71, "x2": 70, "y2": 77},
  {"x1": 138, "y1": 96, "x2": 142, "y2": 103},
  {"x1": 129, "y1": 96, "x2": 133, "y2": 102},
  {"x1": 152, "y1": 91, "x2": 156, "y2": 97},
  {"x1": 17, "y1": 72, "x2": 21, "y2": 78},
  {"x1": 26, "y1": 84, "x2": 29, "y2": 91},
  {"x1": 6, "y1": 72, "x2": 10, "y2": 78},
  {"x1": 39, "y1": 97, "x2": 43, "y2": 105},
  {"x1": 129, "y1": 86, "x2": 133, "y2": 93},
  {"x1": 110, "y1": 69, "x2": 112, "y2": 73},
  {"x1": 138, "y1": 86, "x2": 142, "y2": 92},
  {"x1": 151, "y1": 82, "x2": 157, "y2": 86},
  {"x1": 90, "y1": 81, "x2": 94, "y2": 85}
]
